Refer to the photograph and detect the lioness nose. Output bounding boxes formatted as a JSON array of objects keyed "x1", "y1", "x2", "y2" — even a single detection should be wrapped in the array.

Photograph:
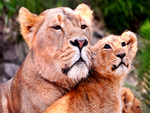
[
  {"x1": 116, "y1": 53, "x2": 126, "y2": 59},
  {"x1": 70, "y1": 39, "x2": 88, "y2": 49}
]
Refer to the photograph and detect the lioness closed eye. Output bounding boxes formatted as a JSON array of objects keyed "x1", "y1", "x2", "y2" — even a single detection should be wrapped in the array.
[
  {"x1": 44, "y1": 31, "x2": 138, "y2": 113},
  {"x1": 0, "y1": 4, "x2": 93, "y2": 113}
]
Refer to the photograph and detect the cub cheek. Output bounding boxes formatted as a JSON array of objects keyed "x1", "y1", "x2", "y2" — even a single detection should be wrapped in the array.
[
  {"x1": 103, "y1": 55, "x2": 110, "y2": 61},
  {"x1": 101, "y1": 53, "x2": 106, "y2": 60},
  {"x1": 129, "y1": 52, "x2": 133, "y2": 60}
]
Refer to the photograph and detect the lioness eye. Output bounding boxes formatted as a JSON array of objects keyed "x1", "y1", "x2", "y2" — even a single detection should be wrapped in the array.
[
  {"x1": 81, "y1": 25, "x2": 87, "y2": 29},
  {"x1": 121, "y1": 42, "x2": 126, "y2": 47},
  {"x1": 103, "y1": 44, "x2": 111, "y2": 49},
  {"x1": 52, "y1": 25, "x2": 61, "y2": 30}
]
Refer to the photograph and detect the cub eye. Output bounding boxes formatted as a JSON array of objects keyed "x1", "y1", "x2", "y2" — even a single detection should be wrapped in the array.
[
  {"x1": 81, "y1": 25, "x2": 87, "y2": 29},
  {"x1": 52, "y1": 25, "x2": 61, "y2": 30},
  {"x1": 121, "y1": 42, "x2": 126, "y2": 47},
  {"x1": 103, "y1": 44, "x2": 111, "y2": 49}
]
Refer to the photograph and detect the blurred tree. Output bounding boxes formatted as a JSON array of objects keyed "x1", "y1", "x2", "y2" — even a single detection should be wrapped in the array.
[
  {"x1": 1, "y1": 0, "x2": 69, "y2": 15},
  {"x1": 91, "y1": 0, "x2": 150, "y2": 34},
  {"x1": 0, "y1": 0, "x2": 69, "y2": 26},
  {"x1": 137, "y1": 19, "x2": 150, "y2": 112}
]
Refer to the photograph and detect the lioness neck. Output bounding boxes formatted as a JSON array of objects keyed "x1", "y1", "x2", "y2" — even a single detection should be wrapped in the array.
[{"x1": 11, "y1": 52, "x2": 67, "y2": 112}]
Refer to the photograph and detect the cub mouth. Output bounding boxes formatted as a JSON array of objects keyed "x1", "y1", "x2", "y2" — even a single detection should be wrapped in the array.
[
  {"x1": 112, "y1": 62, "x2": 129, "y2": 71},
  {"x1": 62, "y1": 57, "x2": 86, "y2": 75}
]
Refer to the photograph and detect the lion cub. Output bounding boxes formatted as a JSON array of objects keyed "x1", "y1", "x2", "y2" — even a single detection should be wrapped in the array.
[{"x1": 44, "y1": 31, "x2": 137, "y2": 113}]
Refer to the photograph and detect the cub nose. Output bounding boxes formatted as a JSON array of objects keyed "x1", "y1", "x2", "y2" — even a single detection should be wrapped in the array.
[
  {"x1": 70, "y1": 39, "x2": 88, "y2": 49},
  {"x1": 116, "y1": 52, "x2": 126, "y2": 59}
]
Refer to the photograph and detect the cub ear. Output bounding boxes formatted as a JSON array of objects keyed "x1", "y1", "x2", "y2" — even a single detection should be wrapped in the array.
[
  {"x1": 121, "y1": 31, "x2": 138, "y2": 59},
  {"x1": 74, "y1": 3, "x2": 93, "y2": 26},
  {"x1": 91, "y1": 40, "x2": 101, "y2": 60},
  {"x1": 18, "y1": 7, "x2": 38, "y2": 47}
]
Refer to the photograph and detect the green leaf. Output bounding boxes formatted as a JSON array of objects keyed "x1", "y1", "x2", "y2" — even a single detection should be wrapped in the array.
[
  {"x1": 4, "y1": 2, "x2": 15, "y2": 12},
  {"x1": 0, "y1": 3, "x2": 2, "y2": 10}
]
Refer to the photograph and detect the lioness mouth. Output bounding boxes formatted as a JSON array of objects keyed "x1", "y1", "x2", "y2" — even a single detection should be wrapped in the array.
[
  {"x1": 62, "y1": 57, "x2": 86, "y2": 75},
  {"x1": 112, "y1": 62, "x2": 129, "y2": 71}
]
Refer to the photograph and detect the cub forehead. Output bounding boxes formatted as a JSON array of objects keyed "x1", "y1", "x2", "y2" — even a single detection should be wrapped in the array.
[{"x1": 102, "y1": 35, "x2": 124, "y2": 47}]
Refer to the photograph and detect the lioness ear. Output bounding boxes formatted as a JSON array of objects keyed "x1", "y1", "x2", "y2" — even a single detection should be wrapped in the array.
[
  {"x1": 74, "y1": 3, "x2": 93, "y2": 25},
  {"x1": 18, "y1": 7, "x2": 38, "y2": 46},
  {"x1": 121, "y1": 31, "x2": 138, "y2": 59}
]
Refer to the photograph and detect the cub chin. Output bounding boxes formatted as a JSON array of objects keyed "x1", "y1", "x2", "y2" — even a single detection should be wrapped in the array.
[{"x1": 44, "y1": 31, "x2": 138, "y2": 113}]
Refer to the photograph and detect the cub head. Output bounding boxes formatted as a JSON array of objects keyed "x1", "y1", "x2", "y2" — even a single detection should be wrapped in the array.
[
  {"x1": 92, "y1": 31, "x2": 137, "y2": 77},
  {"x1": 18, "y1": 4, "x2": 93, "y2": 85}
]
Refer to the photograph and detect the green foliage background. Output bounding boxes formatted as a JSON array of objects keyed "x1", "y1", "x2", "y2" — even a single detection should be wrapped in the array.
[
  {"x1": 1, "y1": 0, "x2": 69, "y2": 16},
  {"x1": 137, "y1": 20, "x2": 150, "y2": 111},
  {"x1": 92, "y1": 0, "x2": 150, "y2": 34}
]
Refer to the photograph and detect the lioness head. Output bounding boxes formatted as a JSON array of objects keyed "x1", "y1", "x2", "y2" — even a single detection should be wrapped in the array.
[
  {"x1": 18, "y1": 4, "x2": 93, "y2": 85},
  {"x1": 92, "y1": 31, "x2": 137, "y2": 77}
]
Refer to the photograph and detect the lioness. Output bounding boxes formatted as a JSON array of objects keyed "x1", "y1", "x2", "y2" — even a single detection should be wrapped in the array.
[
  {"x1": 44, "y1": 31, "x2": 138, "y2": 113},
  {"x1": 122, "y1": 87, "x2": 143, "y2": 113},
  {"x1": 0, "y1": 4, "x2": 93, "y2": 113}
]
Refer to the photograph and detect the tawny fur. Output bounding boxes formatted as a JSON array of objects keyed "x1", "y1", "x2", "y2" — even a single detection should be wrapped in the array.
[
  {"x1": 44, "y1": 31, "x2": 138, "y2": 113},
  {"x1": 0, "y1": 4, "x2": 93, "y2": 113},
  {"x1": 122, "y1": 87, "x2": 143, "y2": 113}
]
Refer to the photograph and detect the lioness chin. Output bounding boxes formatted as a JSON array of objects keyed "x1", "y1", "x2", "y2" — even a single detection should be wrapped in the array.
[
  {"x1": 0, "y1": 4, "x2": 93, "y2": 113},
  {"x1": 44, "y1": 31, "x2": 138, "y2": 113}
]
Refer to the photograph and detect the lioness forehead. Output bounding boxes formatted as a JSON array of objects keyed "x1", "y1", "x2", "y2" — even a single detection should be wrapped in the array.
[{"x1": 41, "y1": 7, "x2": 77, "y2": 20}]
